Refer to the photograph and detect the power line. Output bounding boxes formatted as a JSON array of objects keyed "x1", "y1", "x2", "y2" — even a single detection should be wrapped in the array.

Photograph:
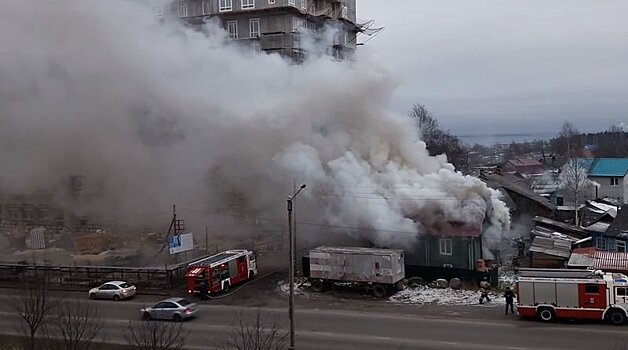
[
  {"x1": 312, "y1": 194, "x2": 488, "y2": 201},
  {"x1": 178, "y1": 206, "x2": 426, "y2": 236}
]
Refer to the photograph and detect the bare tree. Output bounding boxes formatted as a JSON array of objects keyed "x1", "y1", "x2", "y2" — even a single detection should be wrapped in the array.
[
  {"x1": 124, "y1": 320, "x2": 188, "y2": 350},
  {"x1": 409, "y1": 104, "x2": 439, "y2": 146},
  {"x1": 12, "y1": 280, "x2": 57, "y2": 350},
  {"x1": 44, "y1": 299, "x2": 103, "y2": 350},
  {"x1": 409, "y1": 103, "x2": 467, "y2": 170},
  {"x1": 218, "y1": 310, "x2": 288, "y2": 350},
  {"x1": 560, "y1": 158, "x2": 595, "y2": 225},
  {"x1": 552, "y1": 121, "x2": 581, "y2": 156}
]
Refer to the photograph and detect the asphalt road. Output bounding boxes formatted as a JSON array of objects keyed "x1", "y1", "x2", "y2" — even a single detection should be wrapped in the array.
[{"x1": 0, "y1": 291, "x2": 627, "y2": 350}]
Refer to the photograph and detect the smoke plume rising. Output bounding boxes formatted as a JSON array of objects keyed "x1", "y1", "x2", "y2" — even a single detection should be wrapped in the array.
[{"x1": 0, "y1": 1, "x2": 509, "y2": 256}]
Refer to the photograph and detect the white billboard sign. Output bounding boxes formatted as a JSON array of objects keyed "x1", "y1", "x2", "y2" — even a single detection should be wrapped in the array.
[{"x1": 168, "y1": 232, "x2": 194, "y2": 255}]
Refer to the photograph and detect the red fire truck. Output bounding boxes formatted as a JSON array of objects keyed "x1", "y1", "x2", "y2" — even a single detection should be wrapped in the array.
[
  {"x1": 185, "y1": 250, "x2": 257, "y2": 295},
  {"x1": 516, "y1": 268, "x2": 628, "y2": 325}
]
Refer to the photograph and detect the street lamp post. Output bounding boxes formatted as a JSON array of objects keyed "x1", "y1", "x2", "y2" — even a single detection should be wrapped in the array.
[{"x1": 287, "y1": 183, "x2": 306, "y2": 350}]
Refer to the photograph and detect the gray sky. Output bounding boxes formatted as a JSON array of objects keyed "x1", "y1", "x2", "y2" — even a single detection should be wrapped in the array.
[{"x1": 358, "y1": 1, "x2": 628, "y2": 136}]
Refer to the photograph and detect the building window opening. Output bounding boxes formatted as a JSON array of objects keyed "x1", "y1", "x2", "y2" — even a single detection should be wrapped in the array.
[
  {"x1": 439, "y1": 238, "x2": 453, "y2": 256},
  {"x1": 241, "y1": 0, "x2": 255, "y2": 9},
  {"x1": 249, "y1": 19, "x2": 260, "y2": 38},
  {"x1": 227, "y1": 21, "x2": 238, "y2": 38},
  {"x1": 219, "y1": 0, "x2": 233, "y2": 12}
]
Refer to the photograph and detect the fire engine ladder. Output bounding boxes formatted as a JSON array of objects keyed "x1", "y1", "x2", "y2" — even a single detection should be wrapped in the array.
[{"x1": 518, "y1": 268, "x2": 602, "y2": 279}]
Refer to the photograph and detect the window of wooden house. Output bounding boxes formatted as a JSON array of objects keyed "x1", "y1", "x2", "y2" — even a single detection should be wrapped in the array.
[
  {"x1": 439, "y1": 238, "x2": 452, "y2": 256},
  {"x1": 608, "y1": 239, "x2": 618, "y2": 251},
  {"x1": 596, "y1": 237, "x2": 608, "y2": 251}
]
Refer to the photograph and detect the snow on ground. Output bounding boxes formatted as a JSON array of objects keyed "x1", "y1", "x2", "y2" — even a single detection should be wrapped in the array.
[
  {"x1": 278, "y1": 279, "x2": 505, "y2": 307},
  {"x1": 277, "y1": 279, "x2": 309, "y2": 295},
  {"x1": 389, "y1": 286, "x2": 505, "y2": 307},
  {"x1": 499, "y1": 271, "x2": 516, "y2": 289}
]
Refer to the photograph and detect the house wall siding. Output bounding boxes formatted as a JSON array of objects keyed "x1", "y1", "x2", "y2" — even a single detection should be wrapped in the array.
[
  {"x1": 425, "y1": 235, "x2": 477, "y2": 270},
  {"x1": 590, "y1": 175, "x2": 626, "y2": 202},
  {"x1": 624, "y1": 175, "x2": 628, "y2": 203},
  {"x1": 592, "y1": 233, "x2": 628, "y2": 252}
]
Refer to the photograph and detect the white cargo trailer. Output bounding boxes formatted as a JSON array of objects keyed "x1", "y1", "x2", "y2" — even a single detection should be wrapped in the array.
[{"x1": 308, "y1": 246, "x2": 405, "y2": 297}]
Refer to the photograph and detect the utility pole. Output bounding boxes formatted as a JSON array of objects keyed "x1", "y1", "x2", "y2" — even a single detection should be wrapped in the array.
[
  {"x1": 287, "y1": 183, "x2": 306, "y2": 350},
  {"x1": 293, "y1": 179, "x2": 299, "y2": 275}
]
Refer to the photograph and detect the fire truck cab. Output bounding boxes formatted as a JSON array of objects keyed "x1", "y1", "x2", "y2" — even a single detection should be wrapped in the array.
[
  {"x1": 516, "y1": 268, "x2": 628, "y2": 325},
  {"x1": 185, "y1": 250, "x2": 257, "y2": 296}
]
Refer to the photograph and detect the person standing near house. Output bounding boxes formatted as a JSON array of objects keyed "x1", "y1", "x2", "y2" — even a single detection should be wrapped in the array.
[
  {"x1": 199, "y1": 280, "x2": 209, "y2": 301},
  {"x1": 504, "y1": 286, "x2": 516, "y2": 315},
  {"x1": 479, "y1": 277, "x2": 491, "y2": 304}
]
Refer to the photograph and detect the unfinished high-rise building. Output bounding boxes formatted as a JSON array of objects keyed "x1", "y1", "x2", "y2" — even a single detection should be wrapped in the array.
[{"x1": 160, "y1": 0, "x2": 375, "y2": 61}]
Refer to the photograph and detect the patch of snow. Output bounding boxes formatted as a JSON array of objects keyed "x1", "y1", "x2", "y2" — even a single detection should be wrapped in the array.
[
  {"x1": 498, "y1": 272, "x2": 516, "y2": 289},
  {"x1": 389, "y1": 286, "x2": 505, "y2": 306},
  {"x1": 277, "y1": 279, "x2": 309, "y2": 295}
]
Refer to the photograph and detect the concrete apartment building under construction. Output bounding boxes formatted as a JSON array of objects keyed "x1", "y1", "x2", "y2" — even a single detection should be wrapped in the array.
[{"x1": 164, "y1": 0, "x2": 369, "y2": 61}]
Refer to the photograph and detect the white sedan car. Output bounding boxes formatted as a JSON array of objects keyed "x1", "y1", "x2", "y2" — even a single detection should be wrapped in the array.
[{"x1": 89, "y1": 281, "x2": 136, "y2": 301}]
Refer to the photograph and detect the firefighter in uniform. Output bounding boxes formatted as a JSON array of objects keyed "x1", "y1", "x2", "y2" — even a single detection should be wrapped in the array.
[
  {"x1": 199, "y1": 280, "x2": 209, "y2": 301},
  {"x1": 504, "y1": 286, "x2": 515, "y2": 315},
  {"x1": 479, "y1": 277, "x2": 491, "y2": 304}
]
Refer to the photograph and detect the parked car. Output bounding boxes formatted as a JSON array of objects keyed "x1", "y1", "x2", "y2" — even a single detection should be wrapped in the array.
[
  {"x1": 88, "y1": 281, "x2": 136, "y2": 301},
  {"x1": 141, "y1": 297, "x2": 199, "y2": 322}
]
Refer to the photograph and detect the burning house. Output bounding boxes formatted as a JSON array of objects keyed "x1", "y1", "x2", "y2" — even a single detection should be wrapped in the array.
[
  {"x1": 0, "y1": 2, "x2": 513, "y2": 273},
  {"x1": 413, "y1": 219, "x2": 484, "y2": 270}
]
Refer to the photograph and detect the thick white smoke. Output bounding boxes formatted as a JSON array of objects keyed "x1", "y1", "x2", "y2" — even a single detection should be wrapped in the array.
[{"x1": 0, "y1": 1, "x2": 509, "y2": 257}]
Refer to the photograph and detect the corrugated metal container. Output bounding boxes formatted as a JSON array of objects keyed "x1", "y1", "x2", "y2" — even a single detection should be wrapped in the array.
[{"x1": 309, "y1": 247, "x2": 405, "y2": 284}]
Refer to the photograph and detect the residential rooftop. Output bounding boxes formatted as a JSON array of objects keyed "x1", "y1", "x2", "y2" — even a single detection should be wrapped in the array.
[{"x1": 586, "y1": 158, "x2": 628, "y2": 177}]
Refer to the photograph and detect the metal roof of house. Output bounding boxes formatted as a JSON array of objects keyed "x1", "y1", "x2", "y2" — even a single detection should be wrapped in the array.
[
  {"x1": 529, "y1": 236, "x2": 572, "y2": 258},
  {"x1": 583, "y1": 221, "x2": 611, "y2": 233},
  {"x1": 495, "y1": 187, "x2": 517, "y2": 210},
  {"x1": 533, "y1": 216, "x2": 589, "y2": 238},
  {"x1": 568, "y1": 248, "x2": 628, "y2": 272},
  {"x1": 528, "y1": 173, "x2": 562, "y2": 195},
  {"x1": 484, "y1": 174, "x2": 555, "y2": 211},
  {"x1": 604, "y1": 208, "x2": 628, "y2": 238},
  {"x1": 587, "y1": 201, "x2": 618, "y2": 217},
  {"x1": 508, "y1": 158, "x2": 543, "y2": 167},
  {"x1": 587, "y1": 158, "x2": 628, "y2": 177},
  {"x1": 531, "y1": 223, "x2": 583, "y2": 242}
]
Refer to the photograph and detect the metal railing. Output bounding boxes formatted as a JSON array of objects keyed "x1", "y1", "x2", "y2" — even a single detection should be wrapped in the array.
[{"x1": 0, "y1": 255, "x2": 209, "y2": 291}]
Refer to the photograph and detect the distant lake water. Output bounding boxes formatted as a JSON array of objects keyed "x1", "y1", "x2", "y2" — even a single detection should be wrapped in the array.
[{"x1": 458, "y1": 132, "x2": 556, "y2": 146}]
